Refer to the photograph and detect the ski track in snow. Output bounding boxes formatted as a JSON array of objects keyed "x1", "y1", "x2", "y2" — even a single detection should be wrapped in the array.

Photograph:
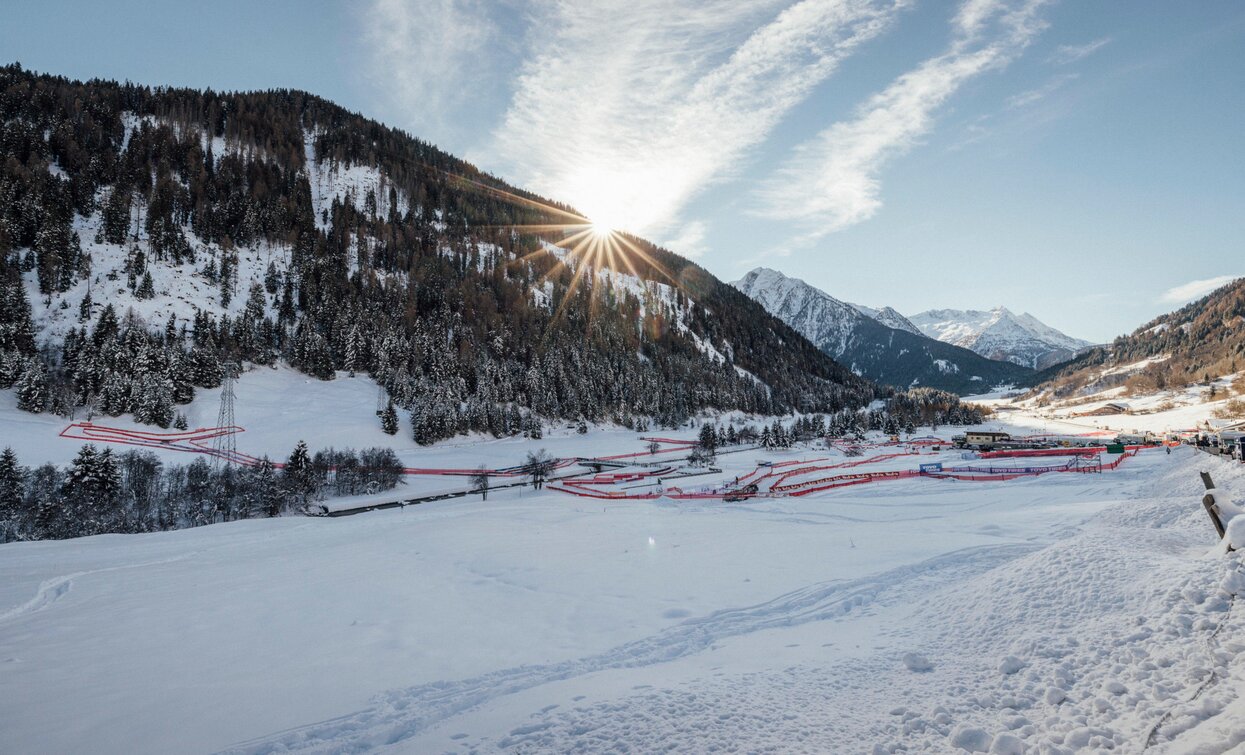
[
  {"x1": 0, "y1": 555, "x2": 188, "y2": 627},
  {"x1": 426, "y1": 498, "x2": 1245, "y2": 754},
  {"x1": 0, "y1": 573, "x2": 78, "y2": 625},
  {"x1": 0, "y1": 545, "x2": 247, "y2": 628},
  {"x1": 223, "y1": 543, "x2": 1037, "y2": 754}
]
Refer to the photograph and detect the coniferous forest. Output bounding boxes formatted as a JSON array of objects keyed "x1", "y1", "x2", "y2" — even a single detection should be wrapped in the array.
[
  {"x1": 0, "y1": 63, "x2": 879, "y2": 447},
  {"x1": 0, "y1": 442, "x2": 403, "y2": 542}
]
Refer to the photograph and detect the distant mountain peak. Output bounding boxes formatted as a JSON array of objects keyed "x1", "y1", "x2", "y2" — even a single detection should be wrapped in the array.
[
  {"x1": 847, "y1": 302, "x2": 922, "y2": 335},
  {"x1": 908, "y1": 307, "x2": 1092, "y2": 370},
  {"x1": 733, "y1": 267, "x2": 1033, "y2": 394}
]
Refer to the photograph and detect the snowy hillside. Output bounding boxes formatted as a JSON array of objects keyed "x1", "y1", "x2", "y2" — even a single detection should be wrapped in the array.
[
  {"x1": 0, "y1": 65, "x2": 878, "y2": 445},
  {"x1": 910, "y1": 307, "x2": 1092, "y2": 370},
  {"x1": 21, "y1": 117, "x2": 417, "y2": 347},
  {"x1": 1034, "y1": 277, "x2": 1245, "y2": 398},
  {"x1": 733, "y1": 268, "x2": 1034, "y2": 394}
]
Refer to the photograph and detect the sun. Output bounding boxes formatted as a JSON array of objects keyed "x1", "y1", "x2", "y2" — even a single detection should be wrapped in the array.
[{"x1": 424, "y1": 166, "x2": 682, "y2": 327}]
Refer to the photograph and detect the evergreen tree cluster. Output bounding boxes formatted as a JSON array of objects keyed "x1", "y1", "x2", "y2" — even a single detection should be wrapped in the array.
[
  {"x1": 824, "y1": 389, "x2": 984, "y2": 437},
  {"x1": 1, "y1": 299, "x2": 251, "y2": 425},
  {"x1": 690, "y1": 389, "x2": 985, "y2": 451},
  {"x1": 0, "y1": 63, "x2": 877, "y2": 443},
  {"x1": 0, "y1": 442, "x2": 403, "y2": 543}
]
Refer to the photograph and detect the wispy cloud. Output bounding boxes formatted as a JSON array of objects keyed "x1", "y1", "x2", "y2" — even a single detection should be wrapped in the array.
[
  {"x1": 362, "y1": 0, "x2": 496, "y2": 137},
  {"x1": 1160, "y1": 275, "x2": 1241, "y2": 304},
  {"x1": 752, "y1": 0, "x2": 1051, "y2": 242},
  {"x1": 1006, "y1": 71, "x2": 1077, "y2": 108},
  {"x1": 477, "y1": 0, "x2": 910, "y2": 239},
  {"x1": 1048, "y1": 36, "x2": 1111, "y2": 65}
]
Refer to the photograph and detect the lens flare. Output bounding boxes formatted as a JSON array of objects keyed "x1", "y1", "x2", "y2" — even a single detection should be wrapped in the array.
[{"x1": 428, "y1": 164, "x2": 681, "y2": 330}]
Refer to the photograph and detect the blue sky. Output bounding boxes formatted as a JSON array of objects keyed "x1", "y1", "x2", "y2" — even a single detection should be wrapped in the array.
[{"x1": 4, "y1": 0, "x2": 1243, "y2": 342}]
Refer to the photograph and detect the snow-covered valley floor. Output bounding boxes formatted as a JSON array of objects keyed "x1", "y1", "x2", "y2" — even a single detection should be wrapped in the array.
[{"x1": 4, "y1": 442, "x2": 1245, "y2": 753}]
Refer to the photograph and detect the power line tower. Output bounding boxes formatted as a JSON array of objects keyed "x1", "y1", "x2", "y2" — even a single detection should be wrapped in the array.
[{"x1": 212, "y1": 362, "x2": 238, "y2": 467}]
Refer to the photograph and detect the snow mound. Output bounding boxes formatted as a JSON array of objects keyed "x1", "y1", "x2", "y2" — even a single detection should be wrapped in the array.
[{"x1": 903, "y1": 652, "x2": 934, "y2": 672}]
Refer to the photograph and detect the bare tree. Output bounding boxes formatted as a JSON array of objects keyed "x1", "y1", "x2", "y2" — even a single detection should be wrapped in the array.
[
  {"x1": 470, "y1": 465, "x2": 491, "y2": 501},
  {"x1": 687, "y1": 447, "x2": 711, "y2": 468},
  {"x1": 524, "y1": 449, "x2": 556, "y2": 489}
]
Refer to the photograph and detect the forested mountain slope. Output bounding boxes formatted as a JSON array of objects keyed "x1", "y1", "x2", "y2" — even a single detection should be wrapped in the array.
[
  {"x1": 1033, "y1": 277, "x2": 1245, "y2": 397},
  {"x1": 0, "y1": 64, "x2": 876, "y2": 443}
]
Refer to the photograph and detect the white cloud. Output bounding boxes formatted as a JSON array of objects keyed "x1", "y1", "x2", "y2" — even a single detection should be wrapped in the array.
[
  {"x1": 753, "y1": 0, "x2": 1051, "y2": 241},
  {"x1": 362, "y1": 0, "x2": 496, "y2": 136},
  {"x1": 1006, "y1": 71, "x2": 1077, "y2": 108},
  {"x1": 477, "y1": 0, "x2": 909, "y2": 240},
  {"x1": 1048, "y1": 36, "x2": 1111, "y2": 65},
  {"x1": 661, "y1": 220, "x2": 709, "y2": 259},
  {"x1": 1160, "y1": 275, "x2": 1241, "y2": 304}
]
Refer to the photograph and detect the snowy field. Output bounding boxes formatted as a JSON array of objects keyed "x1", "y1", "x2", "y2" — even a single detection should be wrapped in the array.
[
  {"x1": 4, "y1": 438, "x2": 1245, "y2": 752},
  {"x1": 970, "y1": 365, "x2": 1245, "y2": 439}
]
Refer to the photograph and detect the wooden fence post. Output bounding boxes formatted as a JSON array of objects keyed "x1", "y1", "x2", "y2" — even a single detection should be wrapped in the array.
[{"x1": 1201, "y1": 472, "x2": 1229, "y2": 543}]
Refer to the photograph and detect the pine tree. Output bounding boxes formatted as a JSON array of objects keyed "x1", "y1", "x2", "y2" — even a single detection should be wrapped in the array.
[
  {"x1": 251, "y1": 457, "x2": 282, "y2": 517},
  {"x1": 34, "y1": 220, "x2": 71, "y2": 295},
  {"x1": 135, "y1": 271, "x2": 155, "y2": 299},
  {"x1": 264, "y1": 262, "x2": 280, "y2": 294},
  {"x1": 189, "y1": 346, "x2": 223, "y2": 388},
  {"x1": 164, "y1": 314, "x2": 178, "y2": 345},
  {"x1": 96, "y1": 449, "x2": 121, "y2": 508},
  {"x1": 93, "y1": 304, "x2": 119, "y2": 344},
  {"x1": 698, "y1": 423, "x2": 718, "y2": 453},
  {"x1": 284, "y1": 440, "x2": 315, "y2": 502},
  {"x1": 78, "y1": 288, "x2": 93, "y2": 322},
  {"x1": 219, "y1": 252, "x2": 235, "y2": 308},
  {"x1": 380, "y1": 401, "x2": 398, "y2": 435},
  {"x1": 33, "y1": 487, "x2": 63, "y2": 540},
  {"x1": 0, "y1": 447, "x2": 23, "y2": 527},
  {"x1": 102, "y1": 187, "x2": 130, "y2": 244},
  {"x1": 277, "y1": 276, "x2": 296, "y2": 325},
  {"x1": 62, "y1": 444, "x2": 101, "y2": 535},
  {"x1": 242, "y1": 282, "x2": 265, "y2": 321},
  {"x1": 344, "y1": 328, "x2": 361, "y2": 377},
  {"x1": 15, "y1": 360, "x2": 49, "y2": 413},
  {"x1": 0, "y1": 277, "x2": 37, "y2": 354}
]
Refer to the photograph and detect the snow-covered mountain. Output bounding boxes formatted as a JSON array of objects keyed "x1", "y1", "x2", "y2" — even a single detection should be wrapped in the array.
[
  {"x1": 734, "y1": 268, "x2": 864, "y2": 356},
  {"x1": 0, "y1": 65, "x2": 879, "y2": 438},
  {"x1": 733, "y1": 268, "x2": 1034, "y2": 394},
  {"x1": 909, "y1": 307, "x2": 1092, "y2": 370},
  {"x1": 847, "y1": 302, "x2": 921, "y2": 335}
]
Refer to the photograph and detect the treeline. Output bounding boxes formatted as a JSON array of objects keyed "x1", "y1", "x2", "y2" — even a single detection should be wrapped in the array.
[
  {"x1": 0, "y1": 63, "x2": 876, "y2": 444},
  {"x1": 0, "y1": 442, "x2": 403, "y2": 543},
  {"x1": 692, "y1": 388, "x2": 988, "y2": 451}
]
